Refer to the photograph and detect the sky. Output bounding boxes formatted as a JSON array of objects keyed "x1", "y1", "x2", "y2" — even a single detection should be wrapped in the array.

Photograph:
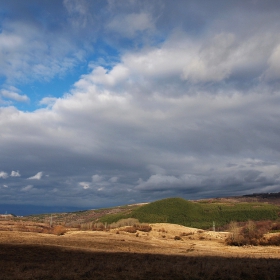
[{"x1": 1, "y1": 0, "x2": 280, "y2": 215}]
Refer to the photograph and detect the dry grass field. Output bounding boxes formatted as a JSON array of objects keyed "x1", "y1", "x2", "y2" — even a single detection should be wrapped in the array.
[{"x1": 1, "y1": 222, "x2": 280, "y2": 279}]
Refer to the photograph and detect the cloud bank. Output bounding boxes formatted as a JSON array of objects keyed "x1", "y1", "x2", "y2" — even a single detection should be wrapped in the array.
[{"x1": 0, "y1": 0, "x2": 280, "y2": 213}]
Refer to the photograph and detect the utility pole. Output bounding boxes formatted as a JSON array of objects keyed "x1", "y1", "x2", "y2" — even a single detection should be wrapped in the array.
[
  {"x1": 213, "y1": 221, "x2": 215, "y2": 232},
  {"x1": 50, "y1": 214, "x2": 53, "y2": 228}
]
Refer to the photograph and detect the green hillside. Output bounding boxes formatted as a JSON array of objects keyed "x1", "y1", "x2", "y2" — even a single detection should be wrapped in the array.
[
  {"x1": 99, "y1": 197, "x2": 280, "y2": 229},
  {"x1": 131, "y1": 198, "x2": 204, "y2": 226}
]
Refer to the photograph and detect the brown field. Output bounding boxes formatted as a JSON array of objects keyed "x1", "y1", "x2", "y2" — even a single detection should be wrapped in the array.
[{"x1": 1, "y1": 222, "x2": 280, "y2": 279}]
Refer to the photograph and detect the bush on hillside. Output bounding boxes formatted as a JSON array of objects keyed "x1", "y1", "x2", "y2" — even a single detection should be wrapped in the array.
[
  {"x1": 52, "y1": 225, "x2": 67, "y2": 236},
  {"x1": 121, "y1": 224, "x2": 152, "y2": 233},
  {"x1": 265, "y1": 234, "x2": 280, "y2": 245},
  {"x1": 123, "y1": 226, "x2": 137, "y2": 233},
  {"x1": 226, "y1": 220, "x2": 270, "y2": 246},
  {"x1": 92, "y1": 222, "x2": 105, "y2": 231},
  {"x1": 135, "y1": 224, "x2": 152, "y2": 232},
  {"x1": 109, "y1": 218, "x2": 139, "y2": 229}
]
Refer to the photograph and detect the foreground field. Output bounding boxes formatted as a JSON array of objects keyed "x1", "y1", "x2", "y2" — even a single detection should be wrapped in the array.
[{"x1": 1, "y1": 223, "x2": 280, "y2": 279}]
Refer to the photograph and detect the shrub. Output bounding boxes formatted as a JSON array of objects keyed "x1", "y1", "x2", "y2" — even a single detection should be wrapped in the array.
[
  {"x1": 110, "y1": 218, "x2": 139, "y2": 229},
  {"x1": 226, "y1": 221, "x2": 247, "y2": 246},
  {"x1": 52, "y1": 225, "x2": 66, "y2": 236},
  {"x1": 271, "y1": 222, "x2": 280, "y2": 231},
  {"x1": 135, "y1": 224, "x2": 152, "y2": 232},
  {"x1": 121, "y1": 224, "x2": 152, "y2": 234},
  {"x1": 80, "y1": 222, "x2": 94, "y2": 231},
  {"x1": 92, "y1": 222, "x2": 105, "y2": 231},
  {"x1": 266, "y1": 234, "x2": 280, "y2": 245},
  {"x1": 174, "y1": 236, "x2": 182, "y2": 240},
  {"x1": 180, "y1": 232, "x2": 193, "y2": 236},
  {"x1": 226, "y1": 220, "x2": 271, "y2": 246},
  {"x1": 123, "y1": 227, "x2": 137, "y2": 233}
]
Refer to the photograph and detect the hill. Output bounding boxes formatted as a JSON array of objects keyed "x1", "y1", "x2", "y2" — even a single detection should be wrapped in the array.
[
  {"x1": 99, "y1": 197, "x2": 280, "y2": 229},
  {"x1": 130, "y1": 198, "x2": 205, "y2": 226},
  {"x1": 16, "y1": 193, "x2": 280, "y2": 230}
]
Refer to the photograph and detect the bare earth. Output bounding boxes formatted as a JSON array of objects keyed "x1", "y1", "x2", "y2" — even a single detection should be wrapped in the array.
[{"x1": 1, "y1": 223, "x2": 280, "y2": 279}]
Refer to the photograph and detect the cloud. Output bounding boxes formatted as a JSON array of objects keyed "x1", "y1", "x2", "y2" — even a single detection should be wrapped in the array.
[
  {"x1": 107, "y1": 12, "x2": 154, "y2": 37},
  {"x1": 109, "y1": 176, "x2": 118, "y2": 183},
  {"x1": 0, "y1": 19, "x2": 86, "y2": 86},
  {"x1": 0, "y1": 172, "x2": 9, "y2": 179},
  {"x1": 92, "y1": 175, "x2": 103, "y2": 183},
  {"x1": 63, "y1": 0, "x2": 91, "y2": 29},
  {"x1": 1, "y1": 1, "x2": 280, "y2": 211},
  {"x1": 1, "y1": 56, "x2": 280, "y2": 206},
  {"x1": 1, "y1": 89, "x2": 29, "y2": 102},
  {"x1": 263, "y1": 44, "x2": 280, "y2": 81},
  {"x1": 73, "y1": 64, "x2": 130, "y2": 91},
  {"x1": 79, "y1": 182, "x2": 90, "y2": 190},
  {"x1": 3, "y1": 185, "x2": 8, "y2": 188},
  {"x1": 121, "y1": 31, "x2": 279, "y2": 85},
  {"x1": 11, "y1": 171, "x2": 20, "y2": 177},
  {"x1": 136, "y1": 174, "x2": 183, "y2": 191},
  {"x1": 39, "y1": 97, "x2": 58, "y2": 107},
  {"x1": 28, "y1": 172, "x2": 43, "y2": 180},
  {"x1": 22, "y1": 185, "x2": 33, "y2": 191}
]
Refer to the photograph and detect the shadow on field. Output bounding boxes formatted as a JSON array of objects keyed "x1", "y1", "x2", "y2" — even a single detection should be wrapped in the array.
[{"x1": 0, "y1": 244, "x2": 279, "y2": 280}]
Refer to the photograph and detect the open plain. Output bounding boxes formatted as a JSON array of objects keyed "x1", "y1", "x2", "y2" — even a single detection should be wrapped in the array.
[{"x1": 1, "y1": 222, "x2": 280, "y2": 279}]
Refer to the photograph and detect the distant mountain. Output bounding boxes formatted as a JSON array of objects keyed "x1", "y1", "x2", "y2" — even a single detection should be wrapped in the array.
[
  {"x1": 243, "y1": 192, "x2": 280, "y2": 199},
  {"x1": 204, "y1": 192, "x2": 280, "y2": 205}
]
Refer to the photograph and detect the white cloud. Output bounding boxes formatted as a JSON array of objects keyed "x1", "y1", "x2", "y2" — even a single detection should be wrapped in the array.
[
  {"x1": 0, "y1": 172, "x2": 8, "y2": 179},
  {"x1": 121, "y1": 32, "x2": 278, "y2": 84},
  {"x1": 28, "y1": 172, "x2": 43, "y2": 180},
  {"x1": 0, "y1": 21, "x2": 85, "y2": 84},
  {"x1": 39, "y1": 97, "x2": 57, "y2": 107},
  {"x1": 11, "y1": 171, "x2": 20, "y2": 177},
  {"x1": 3, "y1": 185, "x2": 8, "y2": 188},
  {"x1": 79, "y1": 182, "x2": 90, "y2": 189},
  {"x1": 1, "y1": 89, "x2": 29, "y2": 102},
  {"x1": 109, "y1": 176, "x2": 118, "y2": 183},
  {"x1": 77, "y1": 65, "x2": 129, "y2": 88},
  {"x1": 21, "y1": 185, "x2": 33, "y2": 191}
]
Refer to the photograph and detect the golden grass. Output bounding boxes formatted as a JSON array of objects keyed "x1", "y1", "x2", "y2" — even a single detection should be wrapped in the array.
[{"x1": 1, "y1": 221, "x2": 280, "y2": 279}]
